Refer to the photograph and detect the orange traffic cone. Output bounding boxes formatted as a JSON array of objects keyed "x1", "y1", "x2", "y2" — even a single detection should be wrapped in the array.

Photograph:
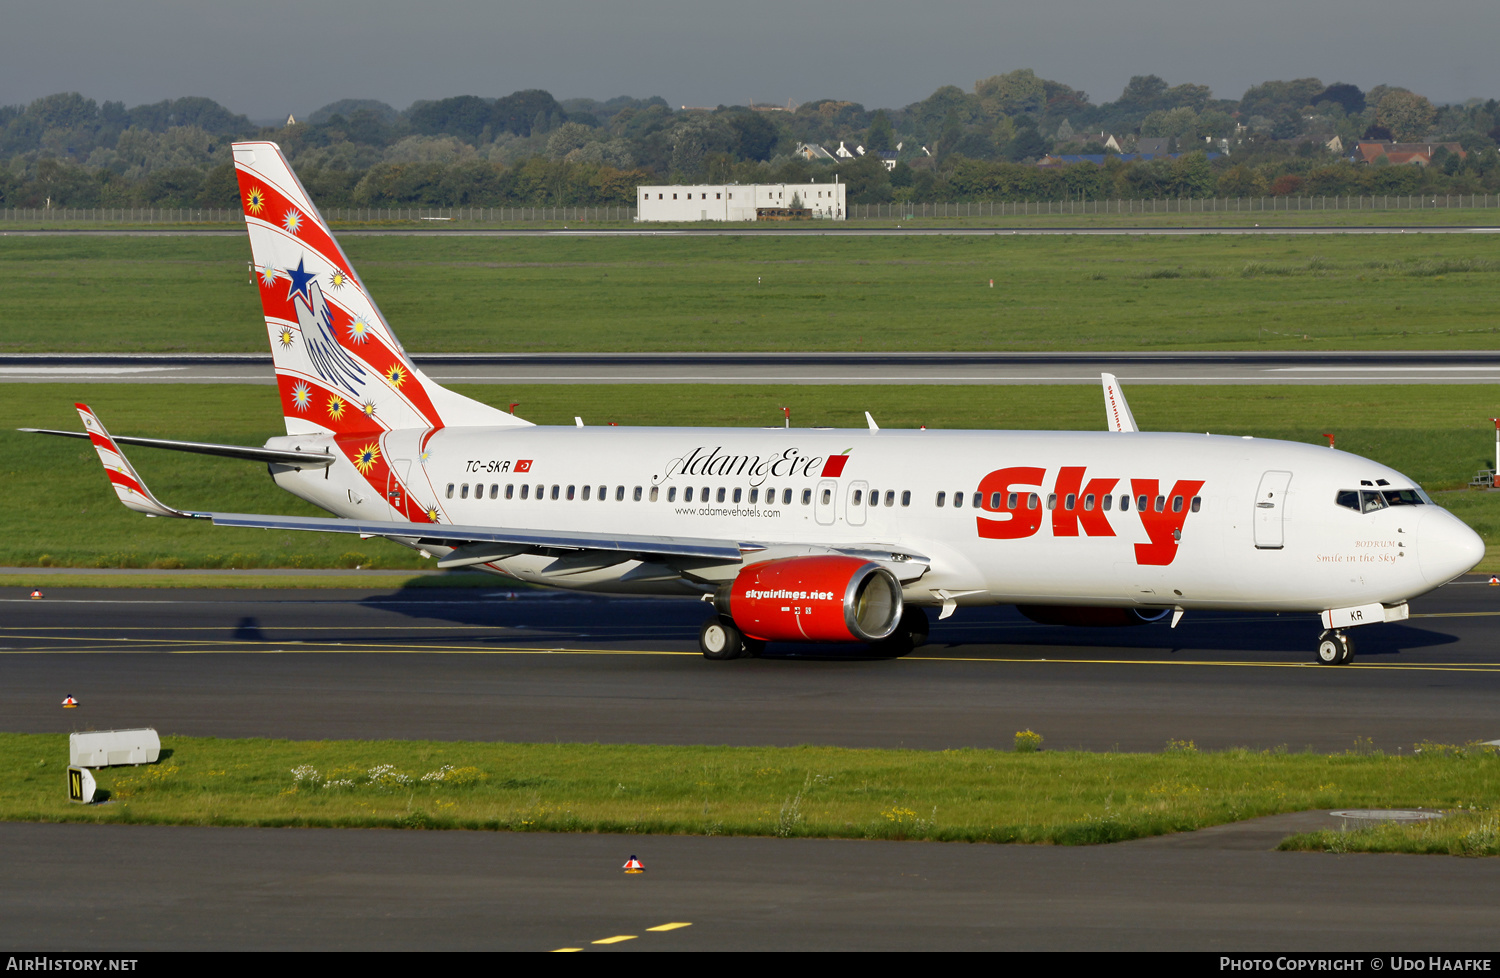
[
  {"x1": 61, "y1": 695, "x2": 78, "y2": 708},
  {"x1": 29, "y1": 589, "x2": 42, "y2": 599},
  {"x1": 623, "y1": 855, "x2": 645, "y2": 874}
]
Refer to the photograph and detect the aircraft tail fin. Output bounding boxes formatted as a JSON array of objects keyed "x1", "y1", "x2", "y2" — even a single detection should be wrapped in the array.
[
  {"x1": 1101, "y1": 372, "x2": 1139, "y2": 433},
  {"x1": 231, "y1": 141, "x2": 529, "y2": 436}
]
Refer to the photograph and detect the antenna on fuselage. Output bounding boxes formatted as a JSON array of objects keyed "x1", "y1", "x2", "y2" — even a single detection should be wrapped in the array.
[{"x1": 1100, "y1": 373, "x2": 1139, "y2": 433}]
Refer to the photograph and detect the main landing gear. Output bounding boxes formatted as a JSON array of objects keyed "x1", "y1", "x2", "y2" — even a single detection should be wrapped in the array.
[
  {"x1": 1315, "y1": 629, "x2": 1354, "y2": 666},
  {"x1": 699, "y1": 615, "x2": 765, "y2": 661}
]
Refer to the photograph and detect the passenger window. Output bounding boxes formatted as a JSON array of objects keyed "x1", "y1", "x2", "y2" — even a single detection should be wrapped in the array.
[
  {"x1": 1155, "y1": 496, "x2": 1165, "y2": 512},
  {"x1": 1065, "y1": 493, "x2": 1076, "y2": 510},
  {"x1": 783, "y1": 489, "x2": 792, "y2": 505},
  {"x1": 801, "y1": 489, "x2": 812, "y2": 505},
  {"x1": 821, "y1": 487, "x2": 832, "y2": 505},
  {"x1": 490, "y1": 484, "x2": 499, "y2": 499},
  {"x1": 869, "y1": 489, "x2": 879, "y2": 506},
  {"x1": 1047, "y1": 494, "x2": 1057, "y2": 511},
  {"x1": 668, "y1": 487, "x2": 677, "y2": 502},
  {"x1": 1191, "y1": 496, "x2": 1201, "y2": 513},
  {"x1": 460, "y1": 484, "x2": 469, "y2": 499},
  {"x1": 887, "y1": 491, "x2": 897, "y2": 507},
  {"x1": 935, "y1": 491, "x2": 945, "y2": 507},
  {"x1": 616, "y1": 486, "x2": 625, "y2": 501},
  {"x1": 1119, "y1": 495, "x2": 1129, "y2": 511},
  {"x1": 717, "y1": 488, "x2": 726, "y2": 503},
  {"x1": 1028, "y1": 493, "x2": 1040, "y2": 510},
  {"x1": 1007, "y1": 492, "x2": 1018, "y2": 509},
  {"x1": 505, "y1": 484, "x2": 514, "y2": 499},
  {"x1": 701, "y1": 486, "x2": 708, "y2": 501},
  {"x1": 564, "y1": 485, "x2": 573, "y2": 500},
  {"x1": 634, "y1": 487, "x2": 642, "y2": 501},
  {"x1": 954, "y1": 492, "x2": 964, "y2": 509},
  {"x1": 520, "y1": 484, "x2": 530, "y2": 499},
  {"x1": 1083, "y1": 494, "x2": 1095, "y2": 511},
  {"x1": 598, "y1": 485, "x2": 606, "y2": 501},
  {"x1": 1171, "y1": 495, "x2": 1183, "y2": 513},
  {"x1": 446, "y1": 483, "x2": 455, "y2": 499},
  {"x1": 750, "y1": 488, "x2": 759, "y2": 503},
  {"x1": 536, "y1": 484, "x2": 543, "y2": 499},
  {"x1": 901, "y1": 491, "x2": 910, "y2": 507},
  {"x1": 971, "y1": 492, "x2": 981, "y2": 509},
  {"x1": 550, "y1": 485, "x2": 560, "y2": 500},
  {"x1": 650, "y1": 486, "x2": 659, "y2": 502},
  {"x1": 733, "y1": 488, "x2": 742, "y2": 503},
  {"x1": 1137, "y1": 494, "x2": 1148, "y2": 511},
  {"x1": 685, "y1": 487, "x2": 694, "y2": 502},
  {"x1": 854, "y1": 490, "x2": 864, "y2": 506},
  {"x1": 582, "y1": 485, "x2": 591, "y2": 501}
]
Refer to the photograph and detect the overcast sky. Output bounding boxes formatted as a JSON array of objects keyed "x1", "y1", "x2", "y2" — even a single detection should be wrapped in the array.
[{"x1": 2, "y1": 0, "x2": 1495, "y2": 120}]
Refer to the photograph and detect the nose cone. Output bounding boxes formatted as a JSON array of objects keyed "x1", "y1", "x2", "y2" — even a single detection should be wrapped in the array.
[{"x1": 1418, "y1": 507, "x2": 1485, "y2": 587}]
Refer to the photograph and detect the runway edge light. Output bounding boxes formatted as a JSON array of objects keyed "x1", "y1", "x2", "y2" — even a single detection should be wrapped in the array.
[
  {"x1": 1489, "y1": 576, "x2": 1499, "y2": 586},
  {"x1": 61, "y1": 695, "x2": 77, "y2": 708},
  {"x1": 623, "y1": 855, "x2": 645, "y2": 874},
  {"x1": 30, "y1": 589, "x2": 42, "y2": 599}
]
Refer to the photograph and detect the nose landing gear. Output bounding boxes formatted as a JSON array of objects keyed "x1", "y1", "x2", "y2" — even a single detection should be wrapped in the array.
[{"x1": 1316, "y1": 629, "x2": 1354, "y2": 665}]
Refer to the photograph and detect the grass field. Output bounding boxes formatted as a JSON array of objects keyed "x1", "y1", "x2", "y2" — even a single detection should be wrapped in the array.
[
  {"x1": 8, "y1": 733, "x2": 1496, "y2": 851},
  {"x1": 5, "y1": 382, "x2": 1500, "y2": 570},
  {"x1": 3, "y1": 232, "x2": 1499, "y2": 353}
]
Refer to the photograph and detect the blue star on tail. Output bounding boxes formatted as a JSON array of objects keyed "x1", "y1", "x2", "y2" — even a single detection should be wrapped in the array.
[{"x1": 285, "y1": 258, "x2": 317, "y2": 305}]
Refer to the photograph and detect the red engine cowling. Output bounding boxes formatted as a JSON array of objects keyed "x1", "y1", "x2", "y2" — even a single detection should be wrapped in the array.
[
  {"x1": 1016, "y1": 605, "x2": 1172, "y2": 627},
  {"x1": 716, "y1": 555, "x2": 903, "y2": 643}
]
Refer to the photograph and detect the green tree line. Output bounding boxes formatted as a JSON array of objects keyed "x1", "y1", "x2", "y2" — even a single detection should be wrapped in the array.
[{"x1": 3, "y1": 75, "x2": 1499, "y2": 209}]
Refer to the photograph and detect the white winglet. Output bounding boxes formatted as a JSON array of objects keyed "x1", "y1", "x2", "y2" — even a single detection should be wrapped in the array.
[
  {"x1": 865, "y1": 411, "x2": 880, "y2": 432},
  {"x1": 74, "y1": 404, "x2": 197, "y2": 519},
  {"x1": 1101, "y1": 373, "x2": 1139, "y2": 433}
]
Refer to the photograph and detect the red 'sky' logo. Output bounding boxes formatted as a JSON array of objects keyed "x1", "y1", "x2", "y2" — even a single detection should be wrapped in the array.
[{"x1": 974, "y1": 466, "x2": 1203, "y2": 566}]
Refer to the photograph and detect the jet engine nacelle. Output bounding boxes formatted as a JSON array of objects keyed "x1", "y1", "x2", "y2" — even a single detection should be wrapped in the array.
[
  {"x1": 716, "y1": 555, "x2": 903, "y2": 643},
  {"x1": 1016, "y1": 605, "x2": 1172, "y2": 627}
]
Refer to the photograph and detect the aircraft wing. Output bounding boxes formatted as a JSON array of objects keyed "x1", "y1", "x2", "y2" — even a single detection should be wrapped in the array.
[{"x1": 206, "y1": 511, "x2": 745, "y2": 561}]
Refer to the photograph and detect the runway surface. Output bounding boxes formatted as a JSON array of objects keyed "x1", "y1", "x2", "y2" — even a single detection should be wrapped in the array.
[
  {"x1": 6, "y1": 578, "x2": 1500, "y2": 950},
  {"x1": 5, "y1": 350, "x2": 1500, "y2": 385},
  {"x1": 4, "y1": 577, "x2": 1500, "y2": 950},
  {"x1": 5, "y1": 576, "x2": 1499, "y2": 751},
  {"x1": 6, "y1": 223, "x2": 1500, "y2": 239}
]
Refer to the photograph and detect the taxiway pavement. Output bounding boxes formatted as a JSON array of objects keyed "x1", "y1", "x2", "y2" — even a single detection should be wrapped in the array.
[{"x1": 4, "y1": 576, "x2": 1498, "y2": 752}]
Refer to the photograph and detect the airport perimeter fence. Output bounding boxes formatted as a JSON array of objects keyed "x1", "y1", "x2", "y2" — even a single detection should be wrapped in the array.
[
  {"x1": 4, "y1": 195, "x2": 1500, "y2": 224},
  {"x1": 0, "y1": 205, "x2": 640, "y2": 223}
]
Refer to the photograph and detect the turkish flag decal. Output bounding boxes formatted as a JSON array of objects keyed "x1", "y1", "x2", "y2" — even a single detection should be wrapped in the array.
[{"x1": 515, "y1": 459, "x2": 532, "y2": 473}]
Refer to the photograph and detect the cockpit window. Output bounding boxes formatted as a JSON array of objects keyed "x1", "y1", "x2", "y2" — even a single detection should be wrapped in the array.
[
  {"x1": 1335, "y1": 490, "x2": 1360, "y2": 511},
  {"x1": 1382, "y1": 489, "x2": 1425, "y2": 507},
  {"x1": 1360, "y1": 490, "x2": 1387, "y2": 513}
]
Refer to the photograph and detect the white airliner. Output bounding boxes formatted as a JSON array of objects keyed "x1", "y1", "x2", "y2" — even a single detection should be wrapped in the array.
[{"x1": 28, "y1": 141, "x2": 1484, "y2": 664}]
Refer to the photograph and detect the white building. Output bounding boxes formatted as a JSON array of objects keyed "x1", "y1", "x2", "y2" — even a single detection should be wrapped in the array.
[{"x1": 636, "y1": 183, "x2": 847, "y2": 222}]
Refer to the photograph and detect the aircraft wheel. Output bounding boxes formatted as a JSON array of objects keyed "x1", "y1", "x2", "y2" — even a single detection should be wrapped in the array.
[
  {"x1": 869, "y1": 607, "x2": 930, "y2": 658},
  {"x1": 700, "y1": 615, "x2": 746, "y2": 660},
  {"x1": 1315, "y1": 629, "x2": 1352, "y2": 666}
]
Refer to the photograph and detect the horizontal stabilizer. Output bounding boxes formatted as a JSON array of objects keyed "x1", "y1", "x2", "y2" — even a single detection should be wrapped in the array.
[{"x1": 22, "y1": 428, "x2": 334, "y2": 467}]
